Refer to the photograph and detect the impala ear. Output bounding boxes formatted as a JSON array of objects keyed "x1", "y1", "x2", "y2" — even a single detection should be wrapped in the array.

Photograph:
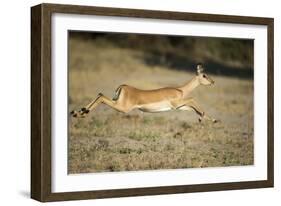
[{"x1": 196, "y1": 63, "x2": 204, "y2": 75}]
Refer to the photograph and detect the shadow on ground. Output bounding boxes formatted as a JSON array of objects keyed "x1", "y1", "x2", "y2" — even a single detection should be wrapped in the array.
[{"x1": 18, "y1": 190, "x2": 30, "y2": 198}]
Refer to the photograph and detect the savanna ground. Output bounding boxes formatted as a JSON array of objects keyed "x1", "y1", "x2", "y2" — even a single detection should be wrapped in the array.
[{"x1": 68, "y1": 33, "x2": 254, "y2": 173}]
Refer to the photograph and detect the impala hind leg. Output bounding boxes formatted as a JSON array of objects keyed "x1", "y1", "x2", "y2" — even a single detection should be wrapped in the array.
[
  {"x1": 87, "y1": 93, "x2": 130, "y2": 113},
  {"x1": 71, "y1": 93, "x2": 130, "y2": 118},
  {"x1": 70, "y1": 93, "x2": 102, "y2": 118}
]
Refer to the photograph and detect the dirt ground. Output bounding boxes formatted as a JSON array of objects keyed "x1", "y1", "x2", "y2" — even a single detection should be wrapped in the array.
[{"x1": 68, "y1": 35, "x2": 254, "y2": 173}]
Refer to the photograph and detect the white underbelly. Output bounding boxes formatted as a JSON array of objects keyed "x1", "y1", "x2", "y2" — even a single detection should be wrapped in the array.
[{"x1": 137, "y1": 101, "x2": 173, "y2": 113}]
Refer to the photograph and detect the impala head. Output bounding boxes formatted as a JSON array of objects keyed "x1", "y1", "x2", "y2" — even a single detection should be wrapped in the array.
[{"x1": 196, "y1": 63, "x2": 215, "y2": 85}]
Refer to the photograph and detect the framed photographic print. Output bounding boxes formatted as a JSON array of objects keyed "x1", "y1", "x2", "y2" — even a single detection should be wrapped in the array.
[{"x1": 31, "y1": 3, "x2": 274, "y2": 202}]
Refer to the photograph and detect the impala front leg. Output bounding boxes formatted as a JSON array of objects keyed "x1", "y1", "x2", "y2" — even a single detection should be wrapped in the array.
[
  {"x1": 172, "y1": 98, "x2": 218, "y2": 123},
  {"x1": 186, "y1": 98, "x2": 217, "y2": 123}
]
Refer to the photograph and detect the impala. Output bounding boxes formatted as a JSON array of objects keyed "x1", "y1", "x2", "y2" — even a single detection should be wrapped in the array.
[{"x1": 71, "y1": 63, "x2": 217, "y2": 123}]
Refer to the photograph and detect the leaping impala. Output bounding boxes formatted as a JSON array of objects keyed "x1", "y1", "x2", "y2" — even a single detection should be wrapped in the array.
[{"x1": 71, "y1": 63, "x2": 218, "y2": 123}]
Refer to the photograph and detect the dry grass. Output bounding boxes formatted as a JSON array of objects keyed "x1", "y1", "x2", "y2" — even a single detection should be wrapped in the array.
[{"x1": 68, "y1": 35, "x2": 254, "y2": 173}]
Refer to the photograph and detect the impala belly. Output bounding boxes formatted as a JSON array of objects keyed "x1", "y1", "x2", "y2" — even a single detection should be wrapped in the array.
[{"x1": 137, "y1": 101, "x2": 174, "y2": 113}]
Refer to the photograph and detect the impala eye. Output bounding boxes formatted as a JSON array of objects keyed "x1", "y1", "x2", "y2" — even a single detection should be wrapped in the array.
[{"x1": 203, "y1": 74, "x2": 206, "y2": 78}]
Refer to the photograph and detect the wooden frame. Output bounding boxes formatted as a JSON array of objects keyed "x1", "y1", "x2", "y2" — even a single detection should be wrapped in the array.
[{"x1": 31, "y1": 3, "x2": 274, "y2": 202}]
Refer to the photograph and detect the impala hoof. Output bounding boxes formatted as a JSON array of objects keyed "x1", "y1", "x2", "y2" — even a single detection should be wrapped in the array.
[
  {"x1": 71, "y1": 111, "x2": 78, "y2": 117},
  {"x1": 212, "y1": 119, "x2": 219, "y2": 123},
  {"x1": 80, "y1": 107, "x2": 89, "y2": 114}
]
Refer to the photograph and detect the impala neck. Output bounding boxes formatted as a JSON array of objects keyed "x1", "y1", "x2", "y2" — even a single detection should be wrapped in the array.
[{"x1": 179, "y1": 76, "x2": 200, "y2": 97}]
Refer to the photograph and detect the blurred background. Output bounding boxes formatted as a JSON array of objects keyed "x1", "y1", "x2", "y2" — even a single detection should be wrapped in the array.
[
  {"x1": 69, "y1": 32, "x2": 253, "y2": 78},
  {"x1": 68, "y1": 32, "x2": 254, "y2": 173}
]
